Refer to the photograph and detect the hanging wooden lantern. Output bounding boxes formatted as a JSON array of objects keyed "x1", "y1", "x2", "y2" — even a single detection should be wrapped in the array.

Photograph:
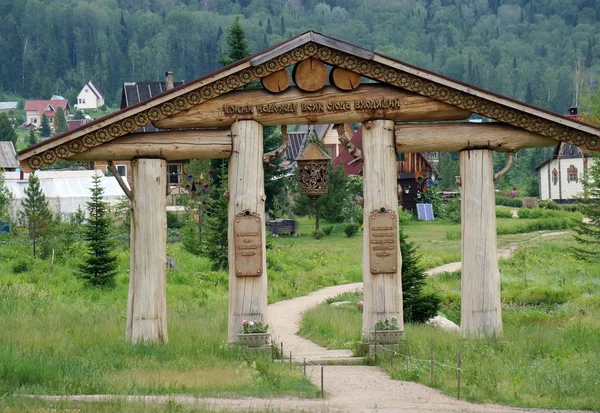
[{"x1": 296, "y1": 129, "x2": 331, "y2": 203}]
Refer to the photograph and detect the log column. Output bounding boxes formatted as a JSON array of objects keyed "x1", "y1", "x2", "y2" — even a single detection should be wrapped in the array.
[
  {"x1": 362, "y1": 119, "x2": 404, "y2": 338},
  {"x1": 227, "y1": 120, "x2": 268, "y2": 342},
  {"x1": 126, "y1": 158, "x2": 168, "y2": 343},
  {"x1": 459, "y1": 150, "x2": 502, "y2": 337}
]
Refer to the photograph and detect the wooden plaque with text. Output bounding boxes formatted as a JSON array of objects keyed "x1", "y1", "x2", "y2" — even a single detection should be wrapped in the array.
[
  {"x1": 369, "y1": 211, "x2": 398, "y2": 274},
  {"x1": 234, "y1": 215, "x2": 263, "y2": 277}
]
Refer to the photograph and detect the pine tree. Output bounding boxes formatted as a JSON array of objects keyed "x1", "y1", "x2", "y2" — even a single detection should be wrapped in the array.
[
  {"x1": 266, "y1": 18, "x2": 272, "y2": 34},
  {"x1": 201, "y1": 164, "x2": 229, "y2": 270},
  {"x1": 217, "y1": 16, "x2": 250, "y2": 66},
  {"x1": 53, "y1": 107, "x2": 68, "y2": 136},
  {"x1": 0, "y1": 170, "x2": 12, "y2": 221},
  {"x1": 571, "y1": 152, "x2": 600, "y2": 263},
  {"x1": 280, "y1": 15, "x2": 285, "y2": 36},
  {"x1": 400, "y1": 229, "x2": 441, "y2": 323},
  {"x1": 79, "y1": 173, "x2": 118, "y2": 286},
  {"x1": 27, "y1": 129, "x2": 37, "y2": 146},
  {"x1": 40, "y1": 114, "x2": 51, "y2": 138},
  {"x1": 20, "y1": 173, "x2": 52, "y2": 258},
  {"x1": 0, "y1": 113, "x2": 17, "y2": 146}
]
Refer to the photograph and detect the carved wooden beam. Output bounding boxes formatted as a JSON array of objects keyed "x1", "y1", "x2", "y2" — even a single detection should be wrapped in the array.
[
  {"x1": 107, "y1": 160, "x2": 133, "y2": 201},
  {"x1": 494, "y1": 152, "x2": 514, "y2": 181},
  {"x1": 395, "y1": 122, "x2": 556, "y2": 153},
  {"x1": 335, "y1": 123, "x2": 362, "y2": 165},
  {"x1": 69, "y1": 130, "x2": 231, "y2": 162},
  {"x1": 263, "y1": 125, "x2": 289, "y2": 168},
  {"x1": 154, "y1": 84, "x2": 471, "y2": 129}
]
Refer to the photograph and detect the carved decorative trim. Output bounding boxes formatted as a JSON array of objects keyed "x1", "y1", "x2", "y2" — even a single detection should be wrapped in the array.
[{"x1": 27, "y1": 43, "x2": 600, "y2": 170}]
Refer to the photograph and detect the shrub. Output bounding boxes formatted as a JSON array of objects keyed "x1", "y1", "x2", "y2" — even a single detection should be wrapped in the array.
[
  {"x1": 538, "y1": 200, "x2": 559, "y2": 210},
  {"x1": 397, "y1": 207, "x2": 415, "y2": 225},
  {"x1": 496, "y1": 196, "x2": 523, "y2": 208},
  {"x1": 343, "y1": 223, "x2": 360, "y2": 238},
  {"x1": 496, "y1": 208, "x2": 514, "y2": 219},
  {"x1": 446, "y1": 197, "x2": 461, "y2": 223},
  {"x1": 12, "y1": 261, "x2": 31, "y2": 274},
  {"x1": 312, "y1": 229, "x2": 325, "y2": 239},
  {"x1": 166, "y1": 211, "x2": 183, "y2": 229},
  {"x1": 322, "y1": 225, "x2": 334, "y2": 236},
  {"x1": 181, "y1": 221, "x2": 202, "y2": 256},
  {"x1": 445, "y1": 217, "x2": 577, "y2": 240}
]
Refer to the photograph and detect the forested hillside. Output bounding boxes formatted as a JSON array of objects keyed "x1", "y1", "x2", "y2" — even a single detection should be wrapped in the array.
[{"x1": 1, "y1": 0, "x2": 599, "y2": 113}]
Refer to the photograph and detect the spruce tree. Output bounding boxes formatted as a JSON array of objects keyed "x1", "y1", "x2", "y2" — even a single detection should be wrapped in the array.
[
  {"x1": 217, "y1": 16, "x2": 249, "y2": 66},
  {"x1": 40, "y1": 114, "x2": 51, "y2": 138},
  {"x1": 27, "y1": 129, "x2": 37, "y2": 146},
  {"x1": 53, "y1": 107, "x2": 68, "y2": 136},
  {"x1": 79, "y1": 173, "x2": 118, "y2": 286},
  {"x1": 400, "y1": 229, "x2": 441, "y2": 323},
  {"x1": 0, "y1": 170, "x2": 12, "y2": 222},
  {"x1": 21, "y1": 173, "x2": 52, "y2": 258},
  {"x1": 571, "y1": 152, "x2": 600, "y2": 263},
  {"x1": 0, "y1": 113, "x2": 17, "y2": 146},
  {"x1": 201, "y1": 164, "x2": 229, "y2": 270}
]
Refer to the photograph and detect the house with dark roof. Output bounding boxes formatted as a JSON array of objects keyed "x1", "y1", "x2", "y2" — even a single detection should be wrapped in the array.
[
  {"x1": 75, "y1": 81, "x2": 105, "y2": 110},
  {"x1": 0, "y1": 141, "x2": 19, "y2": 171},
  {"x1": 24, "y1": 98, "x2": 70, "y2": 130}
]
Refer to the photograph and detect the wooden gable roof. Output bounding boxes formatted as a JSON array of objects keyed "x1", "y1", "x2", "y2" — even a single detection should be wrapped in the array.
[{"x1": 18, "y1": 31, "x2": 600, "y2": 171}]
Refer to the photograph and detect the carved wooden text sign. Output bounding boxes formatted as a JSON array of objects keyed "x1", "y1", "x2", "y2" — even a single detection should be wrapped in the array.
[
  {"x1": 234, "y1": 215, "x2": 263, "y2": 277},
  {"x1": 369, "y1": 211, "x2": 398, "y2": 274},
  {"x1": 223, "y1": 97, "x2": 403, "y2": 116}
]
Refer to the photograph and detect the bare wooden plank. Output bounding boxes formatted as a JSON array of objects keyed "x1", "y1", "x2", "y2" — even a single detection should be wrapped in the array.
[
  {"x1": 395, "y1": 122, "x2": 556, "y2": 153},
  {"x1": 227, "y1": 120, "x2": 269, "y2": 343},
  {"x1": 154, "y1": 84, "x2": 471, "y2": 129},
  {"x1": 460, "y1": 150, "x2": 502, "y2": 338},
  {"x1": 362, "y1": 120, "x2": 403, "y2": 340},
  {"x1": 69, "y1": 130, "x2": 232, "y2": 161}
]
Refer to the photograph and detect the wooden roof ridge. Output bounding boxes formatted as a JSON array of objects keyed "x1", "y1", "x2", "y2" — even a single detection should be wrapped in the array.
[{"x1": 17, "y1": 30, "x2": 600, "y2": 171}]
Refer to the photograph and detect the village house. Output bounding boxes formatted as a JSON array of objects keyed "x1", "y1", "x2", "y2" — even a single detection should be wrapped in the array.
[
  {"x1": 24, "y1": 98, "x2": 70, "y2": 130},
  {"x1": 74, "y1": 81, "x2": 105, "y2": 110},
  {"x1": 0, "y1": 141, "x2": 19, "y2": 172}
]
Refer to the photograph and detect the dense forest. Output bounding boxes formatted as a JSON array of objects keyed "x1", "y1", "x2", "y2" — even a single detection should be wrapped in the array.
[{"x1": 0, "y1": 0, "x2": 599, "y2": 114}]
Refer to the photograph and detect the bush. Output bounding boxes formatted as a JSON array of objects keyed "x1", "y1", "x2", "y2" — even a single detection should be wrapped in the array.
[
  {"x1": 517, "y1": 208, "x2": 580, "y2": 220},
  {"x1": 166, "y1": 211, "x2": 183, "y2": 229},
  {"x1": 496, "y1": 208, "x2": 514, "y2": 219},
  {"x1": 322, "y1": 225, "x2": 334, "y2": 236},
  {"x1": 312, "y1": 229, "x2": 325, "y2": 239},
  {"x1": 181, "y1": 221, "x2": 202, "y2": 256},
  {"x1": 12, "y1": 261, "x2": 31, "y2": 274},
  {"x1": 538, "y1": 200, "x2": 559, "y2": 210},
  {"x1": 446, "y1": 197, "x2": 461, "y2": 223},
  {"x1": 445, "y1": 217, "x2": 577, "y2": 240},
  {"x1": 496, "y1": 196, "x2": 523, "y2": 208},
  {"x1": 343, "y1": 223, "x2": 360, "y2": 238},
  {"x1": 397, "y1": 207, "x2": 415, "y2": 225}
]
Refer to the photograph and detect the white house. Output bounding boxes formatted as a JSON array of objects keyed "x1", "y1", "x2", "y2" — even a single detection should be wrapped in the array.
[
  {"x1": 75, "y1": 81, "x2": 104, "y2": 110},
  {"x1": 537, "y1": 142, "x2": 596, "y2": 201}
]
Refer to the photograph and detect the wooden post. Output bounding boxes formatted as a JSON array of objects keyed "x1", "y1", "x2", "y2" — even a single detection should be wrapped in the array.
[
  {"x1": 362, "y1": 119, "x2": 403, "y2": 339},
  {"x1": 126, "y1": 158, "x2": 168, "y2": 343},
  {"x1": 227, "y1": 120, "x2": 268, "y2": 343},
  {"x1": 459, "y1": 149, "x2": 503, "y2": 337}
]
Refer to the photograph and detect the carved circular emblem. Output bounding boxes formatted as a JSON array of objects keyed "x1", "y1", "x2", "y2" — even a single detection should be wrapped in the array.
[
  {"x1": 239, "y1": 69, "x2": 254, "y2": 83},
  {"x1": 504, "y1": 110, "x2": 517, "y2": 124},
  {"x1": 436, "y1": 87, "x2": 450, "y2": 101},
  {"x1": 161, "y1": 102, "x2": 175, "y2": 116},
  {"x1": 330, "y1": 51, "x2": 344, "y2": 66},
  {"x1": 343, "y1": 55, "x2": 358, "y2": 70},
  {"x1": 356, "y1": 61, "x2": 371, "y2": 75},
  {"x1": 213, "y1": 80, "x2": 228, "y2": 94},
  {"x1": 121, "y1": 117, "x2": 136, "y2": 132},
  {"x1": 370, "y1": 64, "x2": 384, "y2": 78},
  {"x1": 134, "y1": 112, "x2": 149, "y2": 126},
  {"x1": 290, "y1": 48, "x2": 304, "y2": 62},
  {"x1": 277, "y1": 53, "x2": 292, "y2": 67},
  {"x1": 68, "y1": 139, "x2": 83, "y2": 153},
  {"x1": 317, "y1": 47, "x2": 331, "y2": 61},
  {"x1": 543, "y1": 123, "x2": 558, "y2": 137},
  {"x1": 29, "y1": 156, "x2": 43, "y2": 170},
  {"x1": 590, "y1": 139, "x2": 598, "y2": 149},
  {"x1": 174, "y1": 97, "x2": 188, "y2": 111},
  {"x1": 410, "y1": 78, "x2": 423, "y2": 92},
  {"x1": 252, "y1": 65, "x2": 267, "y2": 77},
  {"x1": 463, "y1": 96, "x2": 478, "y2": 110},
  {"x1": 148, "y1": 107, "x2": 162, "y2": 121},
  {"x1": 186, "y1": 91, "x2": 201, "y2": 105},
  {"x1": 226, "y1": 75, "x2": 241, "y2": 89},
  {"x1": 304, "y1": 43, "x2": 318, "y2": 56},
  {"x1": 517, "y1": 114, "x2": 530, "y2": 128},
  {"x1": 107, "y1": 124, "x2": 121, "y2": 138},
  {"x1": 82, "y1": 134, "x2": 96, "y2": 148},
  {"x1": 397, "y1": 74, "x2": 411, "y2": 88},
  {"x1": 489, "y1": 105, "x2": 505, "y2": 120},
  {"x1": 476, "y1": 100, "x2": 490, "y2": 115},
  {"x1": 449, "y1": 91, "x2": 464, "y2": 106},
  {"x1": 384, "y1": 69, "x2": 398, "y2": 83},
  {"x1": 557, "y1": 127, "x2": 570, "y2": 141},
  {"x1": 96, "y1": 128, "x2": 111, "y2": 142},
  {"x1": 42, "y1": 150, "x2": 57, "y2": 164},
  {"x1": 265, "y1": 59, "x2": 279, "y2": 73},
  {"x1": 200, "y1": 86, "x2": 214, "y2": 100},
  {"x1": 530, "y1": 118, "x2": 544, "y2": 132},
  {"x1": 55, "y1": 145, "x2": 69, "y2": 159},
  {"x1": 423, "y1": 83, "x2": 437, "y2": 97}
]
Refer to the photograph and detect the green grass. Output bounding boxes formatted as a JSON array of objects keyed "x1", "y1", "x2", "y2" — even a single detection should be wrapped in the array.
[{"x1": 297, "y1": 235, "x2": 600, "y2": 410}]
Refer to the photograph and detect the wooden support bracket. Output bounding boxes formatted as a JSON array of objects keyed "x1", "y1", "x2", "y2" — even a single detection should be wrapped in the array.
[
  {"x1": 494, "y1": 152, "x2": 514, "y2": 181},
  {"x1": 108, "y1": 160, "x2": 133, "y2": 201},
  {"x1": 263, "y1": 125, "x2": 289, "y2": 168},
  {"x1": 335, "y1": 124, "x2": 363, "y2": 165}
]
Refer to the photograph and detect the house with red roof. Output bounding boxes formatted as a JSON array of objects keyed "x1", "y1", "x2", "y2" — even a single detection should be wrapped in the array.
[
  {"x1": 24, "y1": 98, "x2": 71, "y2": 130},
  {"x1": 75, "y1": 81, "x2": 105, "y2": 110}
]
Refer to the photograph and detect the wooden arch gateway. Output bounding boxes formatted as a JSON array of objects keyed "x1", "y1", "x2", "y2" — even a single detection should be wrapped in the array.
[{"x1": 18, "y1": 31, "x2": 600, "y2": 343}]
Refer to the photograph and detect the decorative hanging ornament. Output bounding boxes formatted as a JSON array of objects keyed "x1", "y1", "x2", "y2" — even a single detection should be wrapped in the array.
[{"x1": 295, "y1": 125, "x2": 331, "y2": 204}]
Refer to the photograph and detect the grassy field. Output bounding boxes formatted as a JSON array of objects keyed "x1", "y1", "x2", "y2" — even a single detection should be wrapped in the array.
[{"x1": 298, "y1": 235, "x2": 600, "y2": 411}]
